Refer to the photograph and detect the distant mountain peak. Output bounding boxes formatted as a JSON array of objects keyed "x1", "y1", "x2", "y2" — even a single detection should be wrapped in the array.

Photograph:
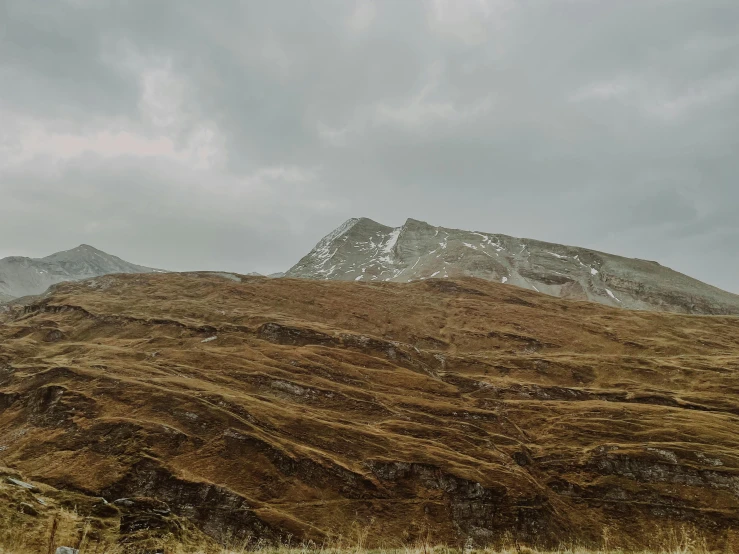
[
  {"x1": 286, "y1": 217, "x2": 739, "y2": 315},
  {"x1": 42, "y1": 244, "x2": 114, "y2": 262},
  {"x1": 75, "y1": 243, "x2": 103, "y2": 252},
  {"x1": 403, "y1": 217, "x2": 433, "y2": 228},
  {"x1": 0, "y1": 245, "x2": 159, "y2": 302}
]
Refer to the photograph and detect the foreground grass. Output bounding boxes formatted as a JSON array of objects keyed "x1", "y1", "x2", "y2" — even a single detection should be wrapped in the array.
[
  {"x1": 0, "y1": 482, "x2": 722, "y2": 554},
  {"x1": 0, "y1": 526, "x2": 721, "y2": 554},
  {"x1": 0, "y1": 543, "x2": 724, "y2": 554}
]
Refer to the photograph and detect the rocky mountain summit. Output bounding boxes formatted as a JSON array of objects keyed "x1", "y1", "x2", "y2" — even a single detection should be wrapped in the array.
[
  {"x1": 286, "y1": 217, "x2": 739, "y2": 315},
  {"x1": 0, "y1": 244, "x2": 159, "y2": 302}
]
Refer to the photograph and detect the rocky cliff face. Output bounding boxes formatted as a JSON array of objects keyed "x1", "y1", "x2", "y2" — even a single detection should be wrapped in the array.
[
  {"x1": 286, "y1": 217, "x2": 739, "y2": 315},
  {"x1": 0, "y1": 244, "x2": 160, "y2": 301}
]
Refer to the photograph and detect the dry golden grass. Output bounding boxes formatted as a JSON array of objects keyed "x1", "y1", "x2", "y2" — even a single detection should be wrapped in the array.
[
  {"x1": 1, "y1": 273, "x2": 738, "y2": 550},
  {"x1": 0, "y1": 471, "x2": 724, "y2": 553},
  {"x1": 0, "y1": 517, "x2": 723, "y2": 554},
  {"x1": 0, "y1": 535, "x2": 723, "y2": 554}
]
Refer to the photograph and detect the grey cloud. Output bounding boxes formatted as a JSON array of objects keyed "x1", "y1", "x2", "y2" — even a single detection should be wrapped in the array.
[{"x1": 1, "y1": 0, "x2": 738, "y2": 292}]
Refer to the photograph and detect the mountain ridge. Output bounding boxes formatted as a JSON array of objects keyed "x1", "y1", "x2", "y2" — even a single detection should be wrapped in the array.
[
  {"x1": 286, "y1": 217, "x2": 739, "y2": 315},
  {"x1": 0, "y1": 244, "x2": 160, "y2": 301}
]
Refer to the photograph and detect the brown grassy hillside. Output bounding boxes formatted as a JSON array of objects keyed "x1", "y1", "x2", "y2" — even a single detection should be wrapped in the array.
[{"x1": 0, "y1": 273, "x2": 738, "y2": 550}]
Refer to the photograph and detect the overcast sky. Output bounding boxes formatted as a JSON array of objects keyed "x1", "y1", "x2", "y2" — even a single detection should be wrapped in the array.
[{"x1": 1, "y1": 1, "x2": 737, "y2": 291}]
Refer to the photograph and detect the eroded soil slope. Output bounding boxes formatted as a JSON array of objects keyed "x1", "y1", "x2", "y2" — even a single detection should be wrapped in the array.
[{"x1": 0, "y1": 273, "x2": 738, "y2": 549}]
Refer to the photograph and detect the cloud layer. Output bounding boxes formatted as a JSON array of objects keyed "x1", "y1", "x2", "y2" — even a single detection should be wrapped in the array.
[{"x1": 1, "y1": 0, "x2": 737, "y2": 291}]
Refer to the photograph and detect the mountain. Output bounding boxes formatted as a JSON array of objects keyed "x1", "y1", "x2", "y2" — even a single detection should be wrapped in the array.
[
  {"x1": 286, "y1": 217, "x2": 739, "y2": 315},
  {"x1": 0, "y1": 244, "x2": 160, "y2": 301},
  {"x1": 0, "y1": 272, "x2": 738, "y2": 550}
]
